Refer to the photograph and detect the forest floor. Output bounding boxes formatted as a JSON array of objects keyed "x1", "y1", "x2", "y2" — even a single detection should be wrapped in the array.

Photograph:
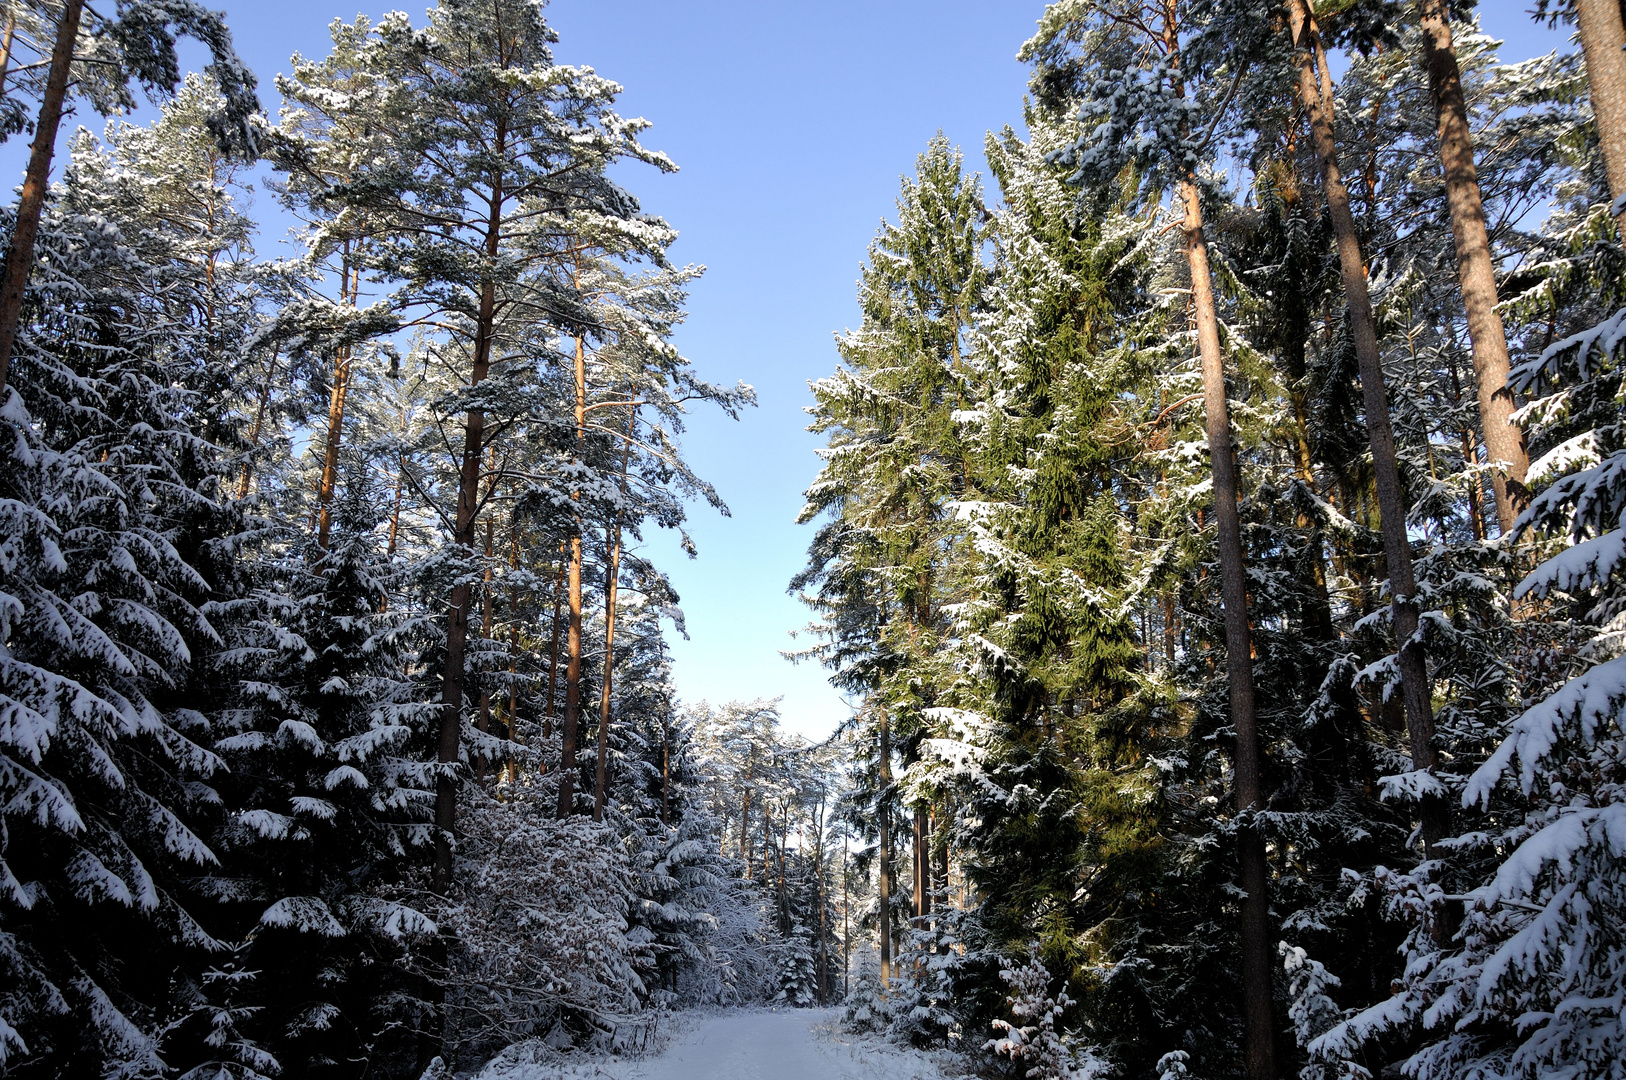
[{"x1": 472, "y1": 1008, "x2": 964, "y2": 1080}]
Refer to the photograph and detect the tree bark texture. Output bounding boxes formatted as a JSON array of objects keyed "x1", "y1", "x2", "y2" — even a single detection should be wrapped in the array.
[
  {"x1": 593, "y1": 415, "x2": 633, "y2": 821},
  {"x1": 557, "y1": 324, "x2": 590, "y2": 818},
  {"x1": 545, "y1": 547, "x2": 564, "y2": 741},
  {"x1": 238, "y1": 350, "x2": 280, "y2": 500},
  {"x1": 592, "y1": 519, "x2": 621, "y2": 821},
  {"x1": 0, "y1": 0, "x2": 85, "y2": 397},
  {"x1": 1181, "y1": 174, "x2": 1279, "y2": 1080},
  {"x1": 1288, "y1": 0, "x2": 1447, "y2": 852},
  {"x1": 315, "y1": 260, "x2": 358, "y2": 551},
  {"x1": 1417, "y1": 0, "x2": 1528, "y2": 531},
  {"x1": 1577, "y1": 0, "x2": 1626, "y2": 240}
]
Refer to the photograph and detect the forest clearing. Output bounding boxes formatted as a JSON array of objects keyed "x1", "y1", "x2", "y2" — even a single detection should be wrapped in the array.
[{"x1": 0, "y1": 0, "x2": 1622, "y2": 1079}]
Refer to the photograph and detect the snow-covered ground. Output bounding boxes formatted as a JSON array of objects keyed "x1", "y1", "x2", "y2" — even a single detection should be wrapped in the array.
[{"x1": 473, "y1": 1009, "x2": 964, "y2": 1080}]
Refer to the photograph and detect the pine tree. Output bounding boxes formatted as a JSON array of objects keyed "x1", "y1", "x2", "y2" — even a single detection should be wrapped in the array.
[
  {"x1": 0, "y1": 0, "x2": 260, "y2": 396},
  {"x1": 1416, "y1": 0, "x2": 1529, "y2": 529}
]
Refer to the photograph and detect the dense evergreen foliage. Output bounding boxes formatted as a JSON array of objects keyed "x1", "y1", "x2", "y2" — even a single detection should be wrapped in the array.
[
  {"x1": 2, "y1": 0, "x2": 1624, "y2": 1078},
  {"x1": 795, "y1": 3, "x2": 1626, "y2": 1079},
  {"x1": 0, "y1": 3, "x2": 843, "y2": 1077}
]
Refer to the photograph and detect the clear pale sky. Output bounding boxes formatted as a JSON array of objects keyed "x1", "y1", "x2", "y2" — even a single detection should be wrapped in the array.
[{"x1": 8, "y1": 1, "x2": 1569, "y2": 739}]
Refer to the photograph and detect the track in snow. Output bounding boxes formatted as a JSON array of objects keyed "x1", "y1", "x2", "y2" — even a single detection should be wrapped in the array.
[{"x1": 476, "y1": 1008, "x2": 958, "y2": 1080}]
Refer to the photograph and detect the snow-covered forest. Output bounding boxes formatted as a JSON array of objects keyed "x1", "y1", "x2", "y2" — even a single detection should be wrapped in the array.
[{"x1": 0, "y1": 0, "x2": 1623, "y2": 1079}]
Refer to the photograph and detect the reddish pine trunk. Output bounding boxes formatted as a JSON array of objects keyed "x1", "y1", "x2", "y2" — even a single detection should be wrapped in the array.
[
  {"x1": 556, "y1": 333, "x2": 588, "y2": 819},
  {"x1": 1182, "y1": 174, "x2": 1278, "y2": 1080},
  {"x1": 1418, "y1": 0, "x2": 1528, "y2": 531},
  {"x1": 1287, "y1": 0, "x2": 1448, "y2": 853},
  {"x1": 0, "y1": 0, "x2": 84, "y2": 397},
  {"x1": 1154, "y1": 1, "x2": 1277, "y2": 1069},
  {"x1": 315, "y1": 260, "x2": 358, "y2": 551},
  {"x1": 544, "y1": 547, "x2": 564, "y2": 741},
  {"x1": 593, "y1": 422, "x2": 632, "y2": 821},
  {"x1": 592, "y1": 521, "x2": 621, "y2": 822},
  {"x1": 1577, "y1": 0, "x2": 1626, "y2": 242}
]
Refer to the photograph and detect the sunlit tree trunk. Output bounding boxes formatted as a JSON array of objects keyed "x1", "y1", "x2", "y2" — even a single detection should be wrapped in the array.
[
  {"x1": 592, "y1": 521, "x2": 622, "y2": 821},
  {"x1": 1157, "y1": 1, "x2": 1277, "y2": 1070},
  {"x1": 593, "y1": 419, "x2": 633, "y2": 821},
  {"x1": 1418, "y1": 0, "x2": 1528, "y2": 530},
  {"x1": 556, "y1": 331, "x2": 587, "y2": 819},
  {"x1": 544, "y1": 544, "x2": 564, "y2": 742},
  {"x1": 315, "y1": 256, "x2": 358, "y2": 551},
  {"x1": 1182, "y1": 173, "x2": 1278, "y2": 1080},
  {"x1": 1287, "y1": 0, "x2": 1447, "y2": 854},
  {"x1": 0, "y1": 0, "x2": 85, "y2": 397},
  {"x1": 1577, "y1": 0, "x2": 1626, "y2": 242}
]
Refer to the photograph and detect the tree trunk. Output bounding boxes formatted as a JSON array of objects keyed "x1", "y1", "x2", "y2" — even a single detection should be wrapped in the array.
[
  {"x1": 593, "y1": 417, "x2": 634, "y2": 821},
  {"x1": 741, "y1": 747, "x2": 754, "y2": 874},
  {"x1": 314, "y1": 354, "x2": 351, "y2": 547},
  {"x1": 0, "y1": 0, "x2": 85, "y2": 398},
  {"x1": 385, "y1": 458, "x2": 406, "y2": 556},
  {"x1": 593, "y1": 518, "x2": 622, "y2": 822},
  {"x1": 1577, "y1": 0, "x2": 1626, "y2": 241},
  {"x1": 1163, "y1": 3, "x2": 1275, "y2": 1055},
  {"x1": 237, "y1": 350, "x2": 280, "y2": 500},
  {"x1": 475, "y1": 512, "x2": 495, "y2": 783},
  {"x1": 432, "y1": 272, "x2": 495, "y2": 892},
  {"x1": 913, "y1": 805, "x2": 930, "y2": 921},
  {"x1": 877, "y1": 709, "x2": 893, "y2": 987},
  {"x1": 1287, "y1": 0, "x2": 1447, "y2": 853},
  {"x1": 504, "y1": 520, "x2": 520, "y2": 781},
  {"x1": 556, "y1": 337, "x2": 587, "y2": 818},
  {"x1": 816, "y1": 792, "x2": 828, "y2": 1005},
  {"x1": 0, "y1": 11, "x2": 18, "y2": 93},
  {"x1": 1418, "y1": 0, "x2": 1528, "y2": 530},
  {"x1": 776, "y1": 803, "x2": 789, "y2": 935},
  {"x1": 315, "y1": 259, "x2": 357, "y2": 551},
  {"x1": 544, "y1": 545, "x2": 564, "y2": 742},
  {"x1": 434, "y1": 142, "x2": 504, "y2": 890},
  {"x1": 1181, "y1": 173, "x2": 1279, "y2": 1080}
]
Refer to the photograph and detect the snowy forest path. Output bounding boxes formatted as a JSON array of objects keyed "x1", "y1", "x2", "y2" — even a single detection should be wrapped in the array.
[{"x1": 477, "y1": 1008, "x2": 958, "y2": 1080}]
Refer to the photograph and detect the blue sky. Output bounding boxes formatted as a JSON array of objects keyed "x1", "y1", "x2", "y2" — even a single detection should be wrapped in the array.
[
  {"x1": 6, "y1": 0, "x2": 1572, "y2": 739},
  {"x1": 212, "y1": 0, "x2": 1045, "y2": 741}
]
